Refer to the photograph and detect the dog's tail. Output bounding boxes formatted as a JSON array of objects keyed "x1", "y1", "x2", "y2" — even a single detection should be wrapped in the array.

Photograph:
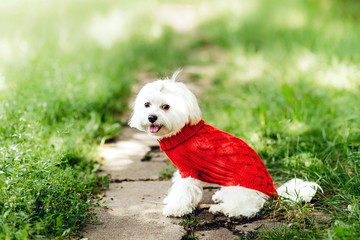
[{"x1": 277, "y1": 178, "x2": 323, "y2": 202}]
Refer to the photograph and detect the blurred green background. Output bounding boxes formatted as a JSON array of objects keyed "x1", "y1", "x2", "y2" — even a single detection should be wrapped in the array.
[{"x1": 0, "y1": 0, "x2": 359, "y2": 239}]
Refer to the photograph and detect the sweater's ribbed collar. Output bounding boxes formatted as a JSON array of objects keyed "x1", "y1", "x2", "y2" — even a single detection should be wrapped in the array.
[{"x1": 158, "y1": 120, "x2": 205, "y2": 151}]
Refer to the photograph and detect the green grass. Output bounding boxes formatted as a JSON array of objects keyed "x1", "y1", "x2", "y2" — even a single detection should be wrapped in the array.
[
  {"x1": 196, "y1": 1, "x2": 360, "y2": 239},
  {"x1": 180, "y1": 213, "x2": 199, "y2": 240},
  {"x1": 0, "y1": 0, "x2": 188, "y2": 238},
  {"x1": 0, "y1": 0, "x2": 359, "y2": 239},
  {"x1": 0, "y1": 2, "x2": 130, "y2": 238}
]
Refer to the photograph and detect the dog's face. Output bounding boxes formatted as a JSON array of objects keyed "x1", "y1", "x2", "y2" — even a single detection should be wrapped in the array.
[{"x1": 129, "y1": 79, "x2": 201, "y2": 139}]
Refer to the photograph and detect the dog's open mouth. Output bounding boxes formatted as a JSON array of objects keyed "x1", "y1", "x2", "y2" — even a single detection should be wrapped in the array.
[{"x1": 149, "y1": 124, "x2": 162, "y2": 133}]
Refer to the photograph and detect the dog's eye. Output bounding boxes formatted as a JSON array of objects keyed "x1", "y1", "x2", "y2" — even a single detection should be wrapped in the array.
[
  {"x1": 161, "y1": 104, "x2": 170, "y2": 110},
  {"x1": 144, "y1": 102, "x2": 151, "y2": 108}
]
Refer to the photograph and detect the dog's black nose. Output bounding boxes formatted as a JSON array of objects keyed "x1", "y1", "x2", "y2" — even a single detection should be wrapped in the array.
[{"x1": 148, "y1": 115, "x2": 158, "y2": 123}]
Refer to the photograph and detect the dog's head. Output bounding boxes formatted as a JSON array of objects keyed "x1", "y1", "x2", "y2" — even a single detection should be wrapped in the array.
[{"x1": 129, "y1": 71, "x2": 201, "y2": 139}]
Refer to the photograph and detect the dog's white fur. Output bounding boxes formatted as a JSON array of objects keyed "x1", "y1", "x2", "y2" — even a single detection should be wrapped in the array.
[{"x1": 129, "y1": 71, "x2": 322, "y2": 217}]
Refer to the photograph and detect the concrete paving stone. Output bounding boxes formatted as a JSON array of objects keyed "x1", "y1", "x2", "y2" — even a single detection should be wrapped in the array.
[
  {"x1": 235, "y1": 219, "x2": 284, "y2": 233},
  {"x1": 195, "y1": 227, "x2": 238, "y2": 240},
  {"x1": 99, "y1": 127, "x2": 167, "y2": 180},
  {"x1": 117, "y1": 127, "x2": 158, "y2": 146},
  {"x1": 100, "y1": 160, "x2": 166, "y2": 180},
  {"x1": 200, "y1": 188, "x2": 218, "y2": 205},
  {"x1": 84, "y1": 181, "x2": 183, "y2": 240}
]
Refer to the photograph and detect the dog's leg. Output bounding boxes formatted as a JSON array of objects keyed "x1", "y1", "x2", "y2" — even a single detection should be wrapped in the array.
[
  {"x1": 163, "y1": 171, "x2": 203, "y2": 217},
  {"x1": 209, "y1": 186, "x2": 268, "y2": 218}
]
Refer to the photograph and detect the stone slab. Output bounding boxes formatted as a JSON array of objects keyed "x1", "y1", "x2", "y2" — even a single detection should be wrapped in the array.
[
  {"x1": 99, "y1": 127, "x2": 167, "y2": 180},
  {"x1": 200, "y1": 188, "x2": 219, "y2": 205},
  {"x1": 196, "y1": 227, "x2": 238, "y2": 240},
  {"x1": 84, "y1": 181, "x2": 183, "y2": 240},
  {"x1": 235, "y1": 219, "x2": 284, "y2": 233}
]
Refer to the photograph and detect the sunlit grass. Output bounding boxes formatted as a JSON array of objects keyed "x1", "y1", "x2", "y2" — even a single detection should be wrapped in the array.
[{"x1": 0, "y1": 0, "x2": 189, "y2": 238}]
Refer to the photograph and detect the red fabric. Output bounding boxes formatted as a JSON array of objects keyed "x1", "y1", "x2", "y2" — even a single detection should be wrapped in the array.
[{"x1": 158, "y1": 120, "x2": 278, "y2": 198}]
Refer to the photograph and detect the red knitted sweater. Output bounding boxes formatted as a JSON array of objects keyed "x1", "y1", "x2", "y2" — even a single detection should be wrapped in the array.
[{"x1": 158, "y1": 120, "x2": 278, "y2": 198}]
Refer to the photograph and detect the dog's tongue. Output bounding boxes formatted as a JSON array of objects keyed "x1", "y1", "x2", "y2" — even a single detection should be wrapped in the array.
[{"x1": 149, "y1": 125, "x2": 160, "y2": 133}]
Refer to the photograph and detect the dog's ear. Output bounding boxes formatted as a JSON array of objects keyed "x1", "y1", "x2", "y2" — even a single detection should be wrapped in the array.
[
  {"x1": 128, "y1": 91, "x2": 144, "y2": 130},
  {"x1": 186, "y1": 92, "x2": 202, "y2": 125},
  {"x1": 177, "y1": 82, "x2": 201, "y2": 125},
  {"x1": 128, "y1": 109, "x2": 140, "y2": 130}
]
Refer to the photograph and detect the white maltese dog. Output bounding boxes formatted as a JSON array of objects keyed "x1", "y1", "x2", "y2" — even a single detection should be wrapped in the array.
[{"x1": 129, "y1": 71, "x2": 322, "y2": 218}]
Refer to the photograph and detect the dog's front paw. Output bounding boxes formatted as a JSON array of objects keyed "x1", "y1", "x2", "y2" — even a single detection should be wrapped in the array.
[
  {"x1": 209, "y1": 204, "x2": 226, "y2": 216},
  {"x1": 163, "y1": 204, "x2": 193, "y2": 217},
  {"x1": 211, "y1": 191, "x2": 224, "y2": 204}
]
